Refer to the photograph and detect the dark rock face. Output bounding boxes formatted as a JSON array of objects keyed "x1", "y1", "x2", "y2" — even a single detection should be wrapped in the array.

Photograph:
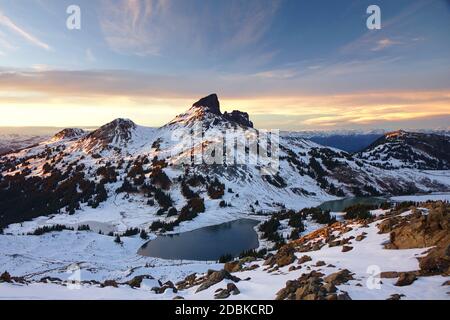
[
  {"x1": 191, "y1": 94, "x2": 254, "y2": 128},
  {"x1": 52, "y1": 128, "x2": 86, "y2": 141},
  {"x1": 384, "y1": 204, "x2": 449, "y2": 250},
  {"x1": 192, "y1": 94, "x2": 221, "y2": 115},
  {"x1": 224, "y1": 110, "x2": 254, "y2": 128}
]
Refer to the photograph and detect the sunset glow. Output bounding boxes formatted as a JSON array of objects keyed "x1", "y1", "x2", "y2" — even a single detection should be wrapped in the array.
[{"x1": 0, "y1": 0, "x2": 449, "y2": 130}]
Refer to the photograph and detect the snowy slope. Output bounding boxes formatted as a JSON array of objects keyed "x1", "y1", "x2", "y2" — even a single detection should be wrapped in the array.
[{"x1": 1, "y1": 205, "x2": 448, "y2": 300}]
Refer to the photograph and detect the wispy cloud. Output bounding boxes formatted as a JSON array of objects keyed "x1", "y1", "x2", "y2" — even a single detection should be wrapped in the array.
[
  {"x1": 99, "y1": 0, "x2": 177, "y2": 56},
  {"x1": 0, "y1": 10, "x2": 51, "y2": 51},
  {"x1": 0, "y1": 67, "x2": 449, "y2": 129},
  {"x1": 372, "y1": 38, "x2": 400, "y2": 51},
  {"x1": 340, "y1": 1, "x2": 434, "y2": 56},
  {"x1": 86, "y1": 48, "x2": 96, "y2": 62},
  {"x1": 98, "y1": 0, "x2": 280, "y2": 58}
]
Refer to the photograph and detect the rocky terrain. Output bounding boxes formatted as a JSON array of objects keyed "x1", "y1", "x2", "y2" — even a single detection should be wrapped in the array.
[{"x1": 0, "y1": 200, "x2": 448, "y2": 300}]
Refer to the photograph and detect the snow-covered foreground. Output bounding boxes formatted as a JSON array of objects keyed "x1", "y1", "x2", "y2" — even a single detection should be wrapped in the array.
[{"x1": 1, "y1": 208, "x2": 448, "y2": 300}]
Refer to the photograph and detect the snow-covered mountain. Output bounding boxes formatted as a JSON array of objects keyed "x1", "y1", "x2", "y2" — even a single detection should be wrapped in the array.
[
  {"x1": 0, "y1": 134, "x2": 50, "y2": 155},
  {"x1": 358, "y1": 130, "x2": 450, "y2": 170},
  {"x1": 0, "y1": 94, "x2": 449, "y2": 230}
]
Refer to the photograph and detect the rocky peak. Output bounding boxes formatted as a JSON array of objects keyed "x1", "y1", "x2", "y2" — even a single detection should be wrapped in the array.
[
  {"x1": 96, "y1": 118, "x2": 136, "y2": 135},
  {"x1": 191, "y1": 94, "x2": 221, "y2": 115},
  {"x1": 83, "y1": 118, "x2": 137, "y2": 149},
  {"x1": 51, "y1": 128, "x2": 86, "y2": 141},
  {"x1": 224, "y1": 110, "x2": 254, "y2": 128},
  {"x1": 385, "y1": 130, "x2": 408, "y2": 140}
]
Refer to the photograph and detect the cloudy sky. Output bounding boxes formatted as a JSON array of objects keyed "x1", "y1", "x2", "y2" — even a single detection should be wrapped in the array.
[{"x1": 0, "y1": 0, "x2": 449, "y2": 130}]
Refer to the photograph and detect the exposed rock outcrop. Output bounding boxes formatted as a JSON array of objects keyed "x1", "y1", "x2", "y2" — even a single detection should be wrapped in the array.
[{"x1": 195, "y1": 270, "x2": 241, "y2": 293}]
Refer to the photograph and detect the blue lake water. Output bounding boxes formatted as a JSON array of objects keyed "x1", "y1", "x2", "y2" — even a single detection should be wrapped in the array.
[
  {"x1": 318, "y1": 196, "x2": 387, "y2": 212},
  {"x1": 138, "y1": 197, "x2": 388, "y2": 261},
  {"x1": 138, "y1": 218, "x2": 260, "y2": 261}
]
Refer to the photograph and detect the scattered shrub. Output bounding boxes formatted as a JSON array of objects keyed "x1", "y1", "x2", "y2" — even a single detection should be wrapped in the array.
[
  {"x1": 344, "y1": 204, "x2": 375, "y2": 220},
  {"x1": 154, "y1": 189, "x2": 173, "y2": 209},
  {"x1": 77, "y1": 224, "x2": 91, "y2": 231},
  {"x1": 289, "y1": 228, "x2": 300, "y2": 240},
  {"x1": 207, "y1": 178, "x2": 225, "y2": 199},
  {"x1": 122, "y1": 228, "x2": 140, "y2": 237},
  {"x1": 218, "y1": 253, "x2": 233, "y2": 263},
  {"x1": 28, "y1": 224, "x2": 73, "y2": 236},
  {"x1": 140, "y1": 229, "x2": 148, "y2": 240},
  {"x1": 288, "y1": 214, "x2": 305, "y2": 231},
  {"x1": 238, "y1": 249, "x2": 267, "y2": 259},
  {"x1": 167, "y1": 207, "x2": 178, "y2": 217}
]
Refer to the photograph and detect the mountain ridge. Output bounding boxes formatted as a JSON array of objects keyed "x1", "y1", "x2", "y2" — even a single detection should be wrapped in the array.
[{"x1": 0, "y1": 94, "x2": 449, "y2": 230}]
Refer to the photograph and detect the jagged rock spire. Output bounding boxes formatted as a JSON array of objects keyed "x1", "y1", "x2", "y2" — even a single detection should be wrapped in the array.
[{"x1": 192, "y1": 94, "x2": 221, "y2": 115}]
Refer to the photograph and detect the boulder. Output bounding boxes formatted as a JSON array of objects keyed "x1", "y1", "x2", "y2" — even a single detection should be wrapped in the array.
[
  {"x1": 385, "y1": 204, "x2": 449, "y2": 250},
  {"x1": 380, "y1": 271, "x2": 399, "y2": 279},
  {"x1": 0, "y1": 271, "x2": 11, "y2": 283},
  {"x1": 126, "y1": 275, "x2": 149, "y2": 288},
  {"x1": 214, "y1": 283, "x2": 240, "y2": 299},
  {"x1": 297, "y1": 255, "x2": 312, "y2": 265},
  {"x1": 152, "y1": 281, "x2": 177, "y2": 294},
  {"x1": 322, "y1": 282, "x2": 337, "y2": 293},
  {"x1": 225, "y1": 257, "x2": 257, "y2": 273},
  {"x1": 337, "y1": 292, "x2": 352, "y2": 300},
  {"x1": 176, "y1": 273, "x2": 197, "y2": 290},
  {"x1": 377, "y1": 216, "x2": 403, "y2": 234},
  {"x1": 324, "y1": 269, "x2": 354, "y2": 285},
  {"x1": 227, "y1": 283, "x2": 240, "y2": 295},
  {"x1": 40, "y1": 276, "x2": 63, "y2": 284},
  {"x1": 419, "y1": 244, "x2": 450, "y2": 275},
  {"x1": 214, "y1": 289, "x2": 230, "y2": 299},
  {"x1": 243, "y1": 264, "x2": 259, "y2": 271},
  {"x1": 276, "y1": 271, "x2": 327, "y2": 300},
  {"x1": 342, "y1": 246, "x2": 353, "y2": 252},
  {"x1": 273, "y1": 246, "x2": 296, "y2": 267},
  {"x1": 395, "y1": 272, "x2": 417, "y2": 287},
  {"x1": 288, "y1": 266, "x2": 300, "y2": 272},
  {"x1": 195, "y1": 270, "x2": 240, "y2": 293},
  {"x1": 224, "y1": 261, "x2": 241, "y2": 273},
  {"x1": 102, "y1": 280, "x2": 118, "y2": 288},
  {"x1": 387, "y1": 294, "x2": 405, "y2": 300}
]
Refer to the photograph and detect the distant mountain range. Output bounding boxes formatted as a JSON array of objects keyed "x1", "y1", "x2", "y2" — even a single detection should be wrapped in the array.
[{"x1": 1, "y1": 94, "x2": 449, "y2": 229}]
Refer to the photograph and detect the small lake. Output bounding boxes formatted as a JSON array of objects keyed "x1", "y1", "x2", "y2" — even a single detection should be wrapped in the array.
[
  {"x1": 319, "y1": 196, "x2": 387, "y2": 212},
  {"x1": 138, "y1": 219, "x2": 260, "y2": 261}
]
